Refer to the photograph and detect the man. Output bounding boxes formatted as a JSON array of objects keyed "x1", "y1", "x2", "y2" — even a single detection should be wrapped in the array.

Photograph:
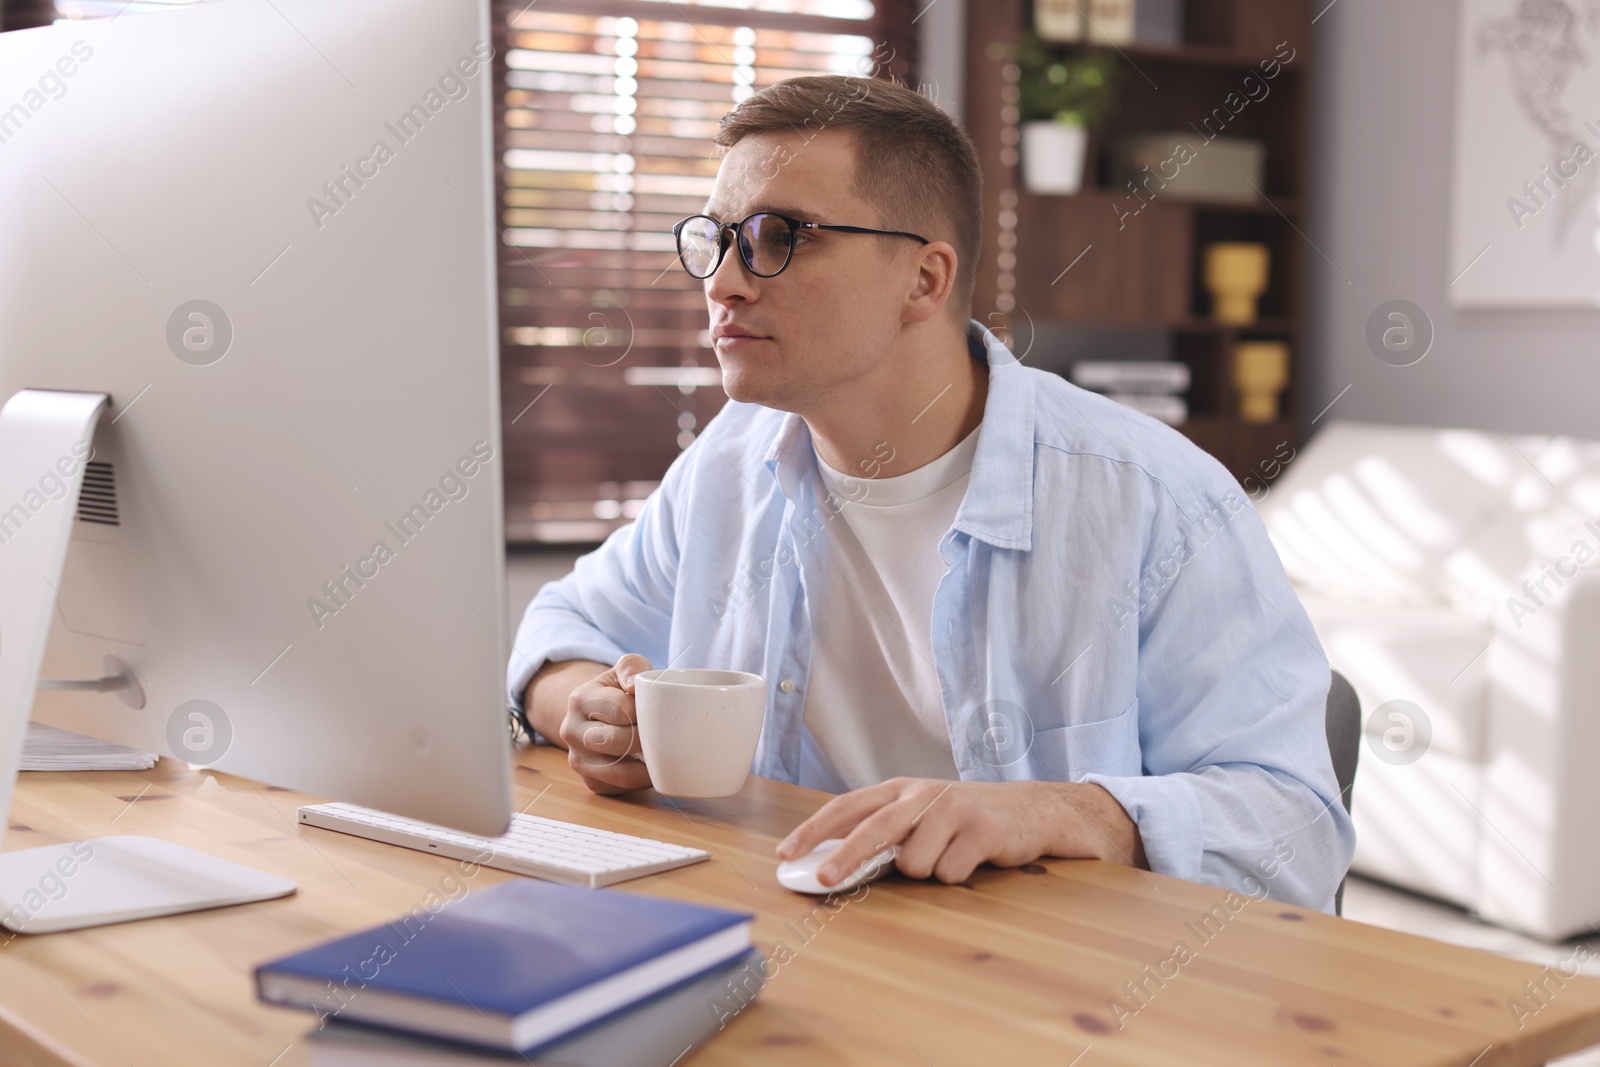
[{"x1": 509, "y1": 75, "x2": 1354, "y2": 910}]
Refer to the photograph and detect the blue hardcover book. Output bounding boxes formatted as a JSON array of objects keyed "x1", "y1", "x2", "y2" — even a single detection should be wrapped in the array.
[
  {"x1": 255, "y1": 880, "x2": 754, "y2": 1054},
  {"x1": 305, "y1": 950, "x2": 768, "y2": 1067}
]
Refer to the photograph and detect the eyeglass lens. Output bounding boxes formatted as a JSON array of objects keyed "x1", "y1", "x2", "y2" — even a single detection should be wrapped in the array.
[{"x1": 677, "y1": 213, "x2": 793, "y2": 279}]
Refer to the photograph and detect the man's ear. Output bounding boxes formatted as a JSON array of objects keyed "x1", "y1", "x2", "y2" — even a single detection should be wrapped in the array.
[{"x1": 904, "y1": 240, "x2": 958, "y2": 324}]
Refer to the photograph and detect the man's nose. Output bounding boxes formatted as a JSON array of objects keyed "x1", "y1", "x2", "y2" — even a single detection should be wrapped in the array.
[{"x1": 705, "y1": 232, "x2": 758, "y2": 305}]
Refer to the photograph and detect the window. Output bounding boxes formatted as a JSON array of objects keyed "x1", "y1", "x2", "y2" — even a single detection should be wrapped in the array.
[{"x1": 492, "y1": 0, "x2": 915, "y2": 543}]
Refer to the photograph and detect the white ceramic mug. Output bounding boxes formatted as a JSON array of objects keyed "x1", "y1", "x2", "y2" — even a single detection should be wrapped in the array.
[{"x1": 632, "y1": 669, "x2": 766, "y2": 798}]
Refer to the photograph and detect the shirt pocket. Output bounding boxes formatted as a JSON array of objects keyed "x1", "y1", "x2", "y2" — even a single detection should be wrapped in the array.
[{"x1": 1024, "y1": 697, "x2": 1142, "y2": 781}]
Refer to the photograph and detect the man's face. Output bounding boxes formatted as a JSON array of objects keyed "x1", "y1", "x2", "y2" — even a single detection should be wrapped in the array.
[{"x1": 698, "y1": 129, "x2": 922, "y2": 413}]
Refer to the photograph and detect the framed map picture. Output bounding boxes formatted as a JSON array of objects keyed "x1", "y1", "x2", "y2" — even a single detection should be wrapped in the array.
[{"x1": 1449, "y1": 0, "x2": 1600, "y2": 307}]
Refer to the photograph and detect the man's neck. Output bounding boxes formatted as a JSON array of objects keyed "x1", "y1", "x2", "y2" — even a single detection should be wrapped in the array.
[{"x1": 805, "y1": 319, "x2": 988, "y2": 480}]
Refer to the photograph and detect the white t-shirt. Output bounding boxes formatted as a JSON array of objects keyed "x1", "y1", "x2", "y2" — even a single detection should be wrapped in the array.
[{"x1": 797, "y1": 425, "x2": 981, "y2": 792}]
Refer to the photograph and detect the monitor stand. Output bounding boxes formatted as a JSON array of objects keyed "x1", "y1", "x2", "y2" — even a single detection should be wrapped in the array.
[{"x1": 0, "y1": 389, "x2": 295, "y2": 934}]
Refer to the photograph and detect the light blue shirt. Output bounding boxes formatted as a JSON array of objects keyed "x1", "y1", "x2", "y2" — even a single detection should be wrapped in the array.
[{"x1": 509, "y1": 321, "x2": 1355, "y2": 911}]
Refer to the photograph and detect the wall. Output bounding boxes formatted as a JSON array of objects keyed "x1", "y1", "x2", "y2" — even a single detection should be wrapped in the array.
[
  {"x1": 1307, "y1": 0, "x2": 1600, "y2": 440},
  {"x1": 917, "y1": 0, "x2": 966, "y2": 123}
]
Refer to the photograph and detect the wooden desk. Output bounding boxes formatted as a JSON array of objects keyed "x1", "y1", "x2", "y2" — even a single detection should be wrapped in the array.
[{"x1": 3, "y1": 745, "x2": 1600, "y2": 1067}]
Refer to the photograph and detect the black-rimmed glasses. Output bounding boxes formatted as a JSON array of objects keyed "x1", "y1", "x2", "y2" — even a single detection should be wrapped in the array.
[{"x1": 671, "y1": 212, "x2": 930, "y2": 280}]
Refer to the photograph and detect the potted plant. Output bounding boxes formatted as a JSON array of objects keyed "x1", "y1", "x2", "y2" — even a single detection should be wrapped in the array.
[{"x1": 1017, "y1": 33, "x2": 1122, "y2": 195}]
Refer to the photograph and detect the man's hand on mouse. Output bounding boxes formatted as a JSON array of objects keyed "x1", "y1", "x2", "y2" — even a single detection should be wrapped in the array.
[
  {"x1": 560, "y1": 653, "x2": 654, "y2": 795},
  {"x1": 775, "y1": 778, "x2": 1149, "y2": 887}
]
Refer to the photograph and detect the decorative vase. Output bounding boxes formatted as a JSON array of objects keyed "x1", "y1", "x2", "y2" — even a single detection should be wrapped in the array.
[
  {"x1": 1021, "y1": 121, "x2": 1089, "y2": 195},
  {"x1": 1233, "y1": 341, "x2": 1290, "y2": 423},
  {"x1": 1203, "y1": 242, "x2": 1271, "y2": 324}
]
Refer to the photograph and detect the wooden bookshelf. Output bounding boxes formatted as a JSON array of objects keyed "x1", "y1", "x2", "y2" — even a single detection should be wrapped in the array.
[{"x1": 965, "y1": 0, "x2": 1315, "y2": 484}]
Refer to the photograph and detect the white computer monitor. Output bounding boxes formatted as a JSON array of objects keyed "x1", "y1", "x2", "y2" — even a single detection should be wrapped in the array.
[{"x1": 0, "y1": 0, "x2": 511, "y2": 931}]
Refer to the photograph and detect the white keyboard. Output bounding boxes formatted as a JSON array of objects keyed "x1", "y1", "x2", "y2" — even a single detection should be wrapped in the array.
[{"x1": 297, "y1": 802, "x2": 710, "y2": 888}]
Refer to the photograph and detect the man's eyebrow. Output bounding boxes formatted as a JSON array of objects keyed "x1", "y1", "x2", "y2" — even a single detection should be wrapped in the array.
[{"x1": 699, "y1": 203, "x2": 821, "y2": 222}]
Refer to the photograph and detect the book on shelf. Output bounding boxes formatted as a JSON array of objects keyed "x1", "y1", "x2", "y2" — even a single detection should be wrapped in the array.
[
  {"x1": 1035, "y1": 0, "x2": 1084, "y2": 41},
  {"x1": 1041, "y1": 0, "x2": 1181, "y2": 45},
  {"x1": 1109, "y1": 135, "x2": 1267, "y2": 205},
  {"x1": 1070, "y1": 360, "x2": 1191, "y2": 395},
  {"x1": 1086, "y1": 0, "x2": 1134, "y2": 45},
  {"x1": 1133, "y1": 0, "x2": 1183, "y2": 46},
  {"x1": 257, "y1": 879, "x2": 755, "y2": 1055}
]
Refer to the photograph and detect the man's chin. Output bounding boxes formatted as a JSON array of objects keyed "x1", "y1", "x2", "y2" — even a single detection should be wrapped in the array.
[{"x1": 718, "y1": 366, "x2": 793, "y2": 410}]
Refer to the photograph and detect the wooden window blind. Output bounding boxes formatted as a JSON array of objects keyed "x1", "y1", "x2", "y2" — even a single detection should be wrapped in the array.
[{"x1": 491, "y1": 0, "x2": 916, "y2": 543}]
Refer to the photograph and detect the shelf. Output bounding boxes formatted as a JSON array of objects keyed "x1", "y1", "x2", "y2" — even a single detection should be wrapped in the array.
[
  {"x1": 1172, "y1": 318, "x2": 1298, "y2": 334},
  {"x1": 1036, "y1": 39, "x2": 1305, "y2": 71},
  {"x1": 1029, "y1": 187, "x2": 1300, "y2": 217},
  {"x1": 973, "y1": 0, "x2": 1315, "y2": 486},
  {"x1": 1178, "y1": 415, "x2": 1293, "y2": 432},
  {"x1": 1189, "y1": 196, "x2": 1302, "y2": 216},
  {"x1": 1020, "y1": 317, "x2": 1295, "y2": 334}
]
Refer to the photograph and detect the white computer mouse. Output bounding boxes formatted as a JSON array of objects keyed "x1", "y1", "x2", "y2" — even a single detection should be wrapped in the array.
[{"x1": 776, "y1": 838, "x2": 899, "y2": 895}]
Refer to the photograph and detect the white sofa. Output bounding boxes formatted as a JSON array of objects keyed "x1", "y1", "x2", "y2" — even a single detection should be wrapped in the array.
[{"x1": 1255, "y1": 420, "x2": 1600, "y2": 940}]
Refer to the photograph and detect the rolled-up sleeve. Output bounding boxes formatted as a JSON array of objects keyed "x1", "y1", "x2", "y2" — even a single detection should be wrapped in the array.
[
  {"x1": 1081, "y1": 489, "x2": 1357, "y2": 913},
  {"x1": 505, "y1": 450, "x2": 688, "y2": 713}
]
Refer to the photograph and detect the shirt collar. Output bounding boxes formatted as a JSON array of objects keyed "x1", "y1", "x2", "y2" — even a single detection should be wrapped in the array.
[
  {"x1": 953, "y1": 319, "x2": 1035, "y2": 551},
  {"x1": 762, "y1": 319, "x2": 1036, "y2": 551},
  {"x1": 762, "y1": 406, "x2": 815, "y2": 503}
]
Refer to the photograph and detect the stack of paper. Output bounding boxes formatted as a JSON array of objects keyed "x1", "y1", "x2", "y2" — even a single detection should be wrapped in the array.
[{"x1": 20, "y1": 723, "x2": 157, "y2": 772}]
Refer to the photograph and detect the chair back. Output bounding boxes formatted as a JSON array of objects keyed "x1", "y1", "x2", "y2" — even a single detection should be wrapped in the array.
[{"x1": 1325, "y1": 670, "x2": 1361, "y2": 914}]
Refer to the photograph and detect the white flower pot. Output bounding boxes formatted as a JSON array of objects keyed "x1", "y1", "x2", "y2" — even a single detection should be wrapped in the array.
[{"x1": 1021, "y1": 120, "x2": 1089, "y2": 195}]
